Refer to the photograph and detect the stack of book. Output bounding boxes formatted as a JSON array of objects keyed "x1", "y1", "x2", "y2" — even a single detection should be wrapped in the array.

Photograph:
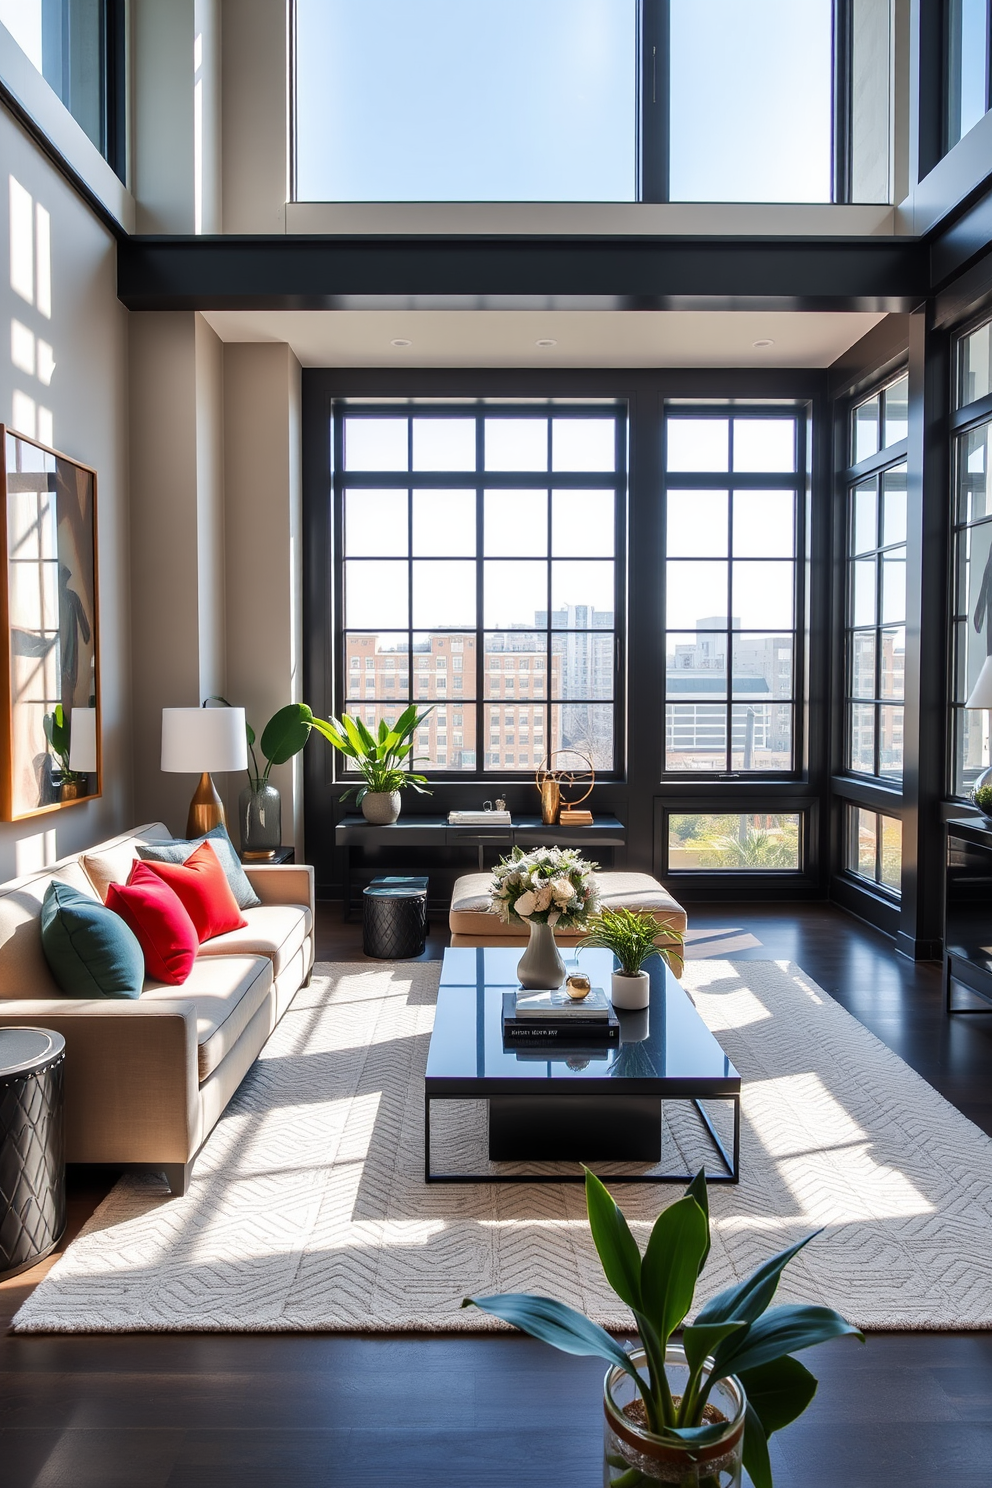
[
  {"x1": 448, "y1": 810, "x2": 512, "y2": 825},
  {"x1": 502, "y1": 987, "x2": 619, "y2": 1049}
]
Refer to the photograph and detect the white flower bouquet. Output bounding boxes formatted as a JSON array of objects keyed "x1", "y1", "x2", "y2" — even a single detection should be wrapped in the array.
[{"x1": 488, "y1": 846, "x2": 600, "y2": 929}]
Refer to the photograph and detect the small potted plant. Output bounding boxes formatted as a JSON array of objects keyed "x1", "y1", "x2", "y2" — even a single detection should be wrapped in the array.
[
  {"x1": 972, "y1": 780, "x2": 992, "y2": 823},
  {"x1": 579, "y1": 906, "x2": 684, "y2": 1010},
  {"x1": 465, "y1": 1168, "x2": 862, "y2": 1488},
  {"x1": 43, "y1": 705, "x2": 86, "y2": 802},
  {"x1": 321, "y1": 702, "x2": 434, "y2": 824},
  {"x1": 489, "y1": 845, "x2": 600, "y2": 989}
]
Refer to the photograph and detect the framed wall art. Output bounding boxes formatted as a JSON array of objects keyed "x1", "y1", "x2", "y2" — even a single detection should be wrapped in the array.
[{"x1": 0, "y1": 426, "x2": 100, "y2": 820}]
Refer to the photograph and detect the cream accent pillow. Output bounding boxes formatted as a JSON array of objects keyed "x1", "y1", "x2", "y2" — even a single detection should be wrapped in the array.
[{"x1": 81, "y1": 840, "x2": 141, "y2": 903}]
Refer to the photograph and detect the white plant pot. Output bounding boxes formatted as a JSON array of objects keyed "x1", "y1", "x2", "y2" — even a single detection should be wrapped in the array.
[{"x1": 610, "y1": 969, "x2": 650, "y2": 1010}]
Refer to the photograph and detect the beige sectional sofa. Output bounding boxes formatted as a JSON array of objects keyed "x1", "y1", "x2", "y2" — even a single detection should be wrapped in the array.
[{"x1": 0, "y1": 823, "x2": 314, "y2": 1195}]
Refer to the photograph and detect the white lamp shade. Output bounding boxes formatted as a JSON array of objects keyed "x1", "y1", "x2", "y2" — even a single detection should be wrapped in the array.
[
  {"x1": 161, "y1": 707, "x2": 248, "y2": 773},
  {"x1": 68, "y1": 706, "x2": 98, "y2": 772},
  {"x1": 966, "y1": 657, "x2": 992, "y2": 709}
]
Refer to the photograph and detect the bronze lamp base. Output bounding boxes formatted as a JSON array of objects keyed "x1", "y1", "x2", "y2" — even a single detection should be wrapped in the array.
[{"x1": 185, "y1": 772, "x2": 227, "y2": 839}]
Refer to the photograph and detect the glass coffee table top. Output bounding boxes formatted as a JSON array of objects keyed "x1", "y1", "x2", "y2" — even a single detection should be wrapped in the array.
[{"x1": 427, "y1": 946, "x2": 739, "y2": 1094}]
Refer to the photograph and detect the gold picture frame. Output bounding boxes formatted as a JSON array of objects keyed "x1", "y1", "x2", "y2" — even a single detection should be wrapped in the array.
[{"x1": 0, "y1": 426, "x2": 101, "y2": 820}]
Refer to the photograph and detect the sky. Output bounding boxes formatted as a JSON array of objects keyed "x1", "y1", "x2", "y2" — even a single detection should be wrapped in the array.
[{"x1": 296, "y1": 0, "x2": 833, "y2": 204}]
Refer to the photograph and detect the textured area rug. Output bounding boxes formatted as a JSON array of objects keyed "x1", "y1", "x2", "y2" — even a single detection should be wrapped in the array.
[{"x1": 14, "y1": 959, "x2": 992, "y2": 1333}]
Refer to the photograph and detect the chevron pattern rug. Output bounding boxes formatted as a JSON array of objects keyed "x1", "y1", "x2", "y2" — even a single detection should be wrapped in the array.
[{"x1": 13, "y1": 959, "x2": 992, "y2": 1333}]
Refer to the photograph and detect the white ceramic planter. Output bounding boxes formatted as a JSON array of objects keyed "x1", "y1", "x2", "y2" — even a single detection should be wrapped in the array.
[{"x1": 610, "y1": 969, "x2": 650, "y2": 1010}]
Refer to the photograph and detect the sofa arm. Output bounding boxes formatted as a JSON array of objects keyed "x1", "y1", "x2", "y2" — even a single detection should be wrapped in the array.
[
  {"x1": 0, "y1": 999, "x2": 200, "y2": 1165},
  {"x1": 243, "y1": 863, "x2": 315, "y2": 919}
]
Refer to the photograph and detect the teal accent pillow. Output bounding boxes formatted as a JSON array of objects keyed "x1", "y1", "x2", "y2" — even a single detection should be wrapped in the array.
[
  {"x1": 137, "y1": 825, "x2": 261, "y2": 909},
  {"x1": 40, "y1": 880, "x2": 144, "y2": 999}
]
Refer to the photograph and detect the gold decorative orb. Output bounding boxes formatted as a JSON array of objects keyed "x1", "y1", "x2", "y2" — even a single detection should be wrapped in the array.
[{"x1": 565, "y1": 973, "x2": 592, "y2": 1000}]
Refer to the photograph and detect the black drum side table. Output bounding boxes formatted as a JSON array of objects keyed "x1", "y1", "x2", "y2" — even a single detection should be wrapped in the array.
[
  {"x1": 363, "y1": 876, "x2": 429, "y2": 959},
  {"x1": 0, "y1": 1027, "x2": 66, "y2": 1279}
]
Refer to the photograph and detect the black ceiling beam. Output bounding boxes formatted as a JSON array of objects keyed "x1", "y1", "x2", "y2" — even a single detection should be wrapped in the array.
[{"x1": 117, "y1": 234, "x2": 929, "y2": 313}]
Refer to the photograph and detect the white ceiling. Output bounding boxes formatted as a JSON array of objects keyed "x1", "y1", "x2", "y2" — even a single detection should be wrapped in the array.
[{"x1": 200, "y1": 309, "x2": 886, "y2": 369}]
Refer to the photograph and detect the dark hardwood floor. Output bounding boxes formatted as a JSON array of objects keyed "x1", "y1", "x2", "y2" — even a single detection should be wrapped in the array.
[{"x1": 3, "y1": 901, "x2": 992, "y2": 1487}]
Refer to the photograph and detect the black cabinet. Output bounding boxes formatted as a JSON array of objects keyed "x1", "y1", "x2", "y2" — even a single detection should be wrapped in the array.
[{"x1": 944, "y1": 818, "x2": 992, "y2": 1012}]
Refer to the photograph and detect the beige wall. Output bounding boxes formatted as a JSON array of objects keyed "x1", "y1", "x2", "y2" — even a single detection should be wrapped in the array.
[
  {"x1": 128, "y1": 321, "x2": 303, "y2": 849},
  {"x1": 0, "y1": 105, "x2": 132, "y2": 879},
  {"x1": 223, "y1": 343, "x2": 303, "y2": 847},
  {"x1": 221, "y1": 0, "x2": 289, "y2": 233}
]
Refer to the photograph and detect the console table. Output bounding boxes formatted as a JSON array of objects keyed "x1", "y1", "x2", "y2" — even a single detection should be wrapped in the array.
[
  {"x1": 335, "y1": 813, "x2": 625, "y2": 920},
  {"x1": 944, "y1": 817, "x2": 992, "y2": 1012}
]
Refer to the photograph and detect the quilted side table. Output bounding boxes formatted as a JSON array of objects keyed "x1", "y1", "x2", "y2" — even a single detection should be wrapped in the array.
[{"x1": 0, "y1": 1027, "x2": 66, "y2": 1279}]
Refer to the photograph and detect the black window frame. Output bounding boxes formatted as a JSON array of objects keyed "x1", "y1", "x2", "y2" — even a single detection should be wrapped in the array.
[
  {"x1": 843, "y1": 801, "x2": 903, "y2": 899},
  {"x1": 948, "y1": 309, "x2": 992, "y2": 800},
  {"x1": 841, "y1": 370, "x2": 910, "y2": 787},
  {"x1": 331, "y1": 400, "x2": 628, "y2": 785},
  {"x1": 660, "y1": 403, "x2": 808, "y2": 783},
  {"x1": 944, "y1": 0, "x2": 992, "y2": 156}
]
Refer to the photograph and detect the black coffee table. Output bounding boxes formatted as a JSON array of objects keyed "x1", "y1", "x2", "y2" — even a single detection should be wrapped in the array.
[{"x1": 424, "y1": 947, "x2": 740, "y2": 1184}]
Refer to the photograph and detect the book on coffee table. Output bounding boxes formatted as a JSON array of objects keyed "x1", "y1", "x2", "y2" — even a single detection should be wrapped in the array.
[
  {"x1": 501, "y1": 992, "x2": 620, "y2": 1045},
  {"x1": 511, "y1": 987, "x2": 611, "y2": 1019}
]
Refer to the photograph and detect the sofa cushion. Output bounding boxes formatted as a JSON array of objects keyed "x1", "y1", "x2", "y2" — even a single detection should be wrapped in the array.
[
  {"x1": 137, "y1": 827, "x2": 261, "y2": 909},
  {"x1": 107, "y1": 865, "x2": 199, "y2": 985},
  {"x1": 80, "y1": 840, "x2": 144, "y2": 902},
  {"x1": 449, "y1": 871, "x2": 687, "y2": 940},
  {"x1": 0, "y1": 861, "x2": 99, "y2": 1000},
  {"x1": 40, "y1": 881, "x2": 144, "y2": 999},
  {"x1": 194, "y1": 904, "x2": 310, "y2": 977},
  {"x1": 141, "y1": 953, "x2": 273, "y2": 1081},
  {"x1": 139, "y1": 842, "x2": 247, "y2": 943}
]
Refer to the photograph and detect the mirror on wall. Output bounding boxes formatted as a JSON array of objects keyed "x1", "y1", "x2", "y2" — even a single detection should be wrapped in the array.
[{"x1": 0, "y1": 426, "x2": 100, "y2": 820}]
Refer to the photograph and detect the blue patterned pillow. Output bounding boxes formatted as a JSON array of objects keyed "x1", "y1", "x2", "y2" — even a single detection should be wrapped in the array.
[{"x1": 137, "y1": 826, "x2": 261, "y2": 909}]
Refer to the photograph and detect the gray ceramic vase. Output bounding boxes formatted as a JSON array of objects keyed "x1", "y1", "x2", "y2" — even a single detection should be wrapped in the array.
[
  {"x1": 361, "y1": 790, "x2": 402, "y2": 825},
  {"x1": 516, "y1": 919, "x2": 566, "y2": 990}
]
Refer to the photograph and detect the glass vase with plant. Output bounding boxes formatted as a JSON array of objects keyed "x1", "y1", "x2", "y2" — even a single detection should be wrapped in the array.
[
  {"x1": 579, "y1": 906, "x2": 685, "y2": 1010},
  {"x1": 465, "y1": 1168, "x2": 862, "y2": 1488},
  {"x1": 320, "y1": 702, "x2": 434, "y2": 824}
]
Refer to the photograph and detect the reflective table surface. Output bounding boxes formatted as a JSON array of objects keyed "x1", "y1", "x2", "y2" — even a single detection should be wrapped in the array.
[{"x1": 426, "y1": 947, "x2": 739, "y2": 1096}]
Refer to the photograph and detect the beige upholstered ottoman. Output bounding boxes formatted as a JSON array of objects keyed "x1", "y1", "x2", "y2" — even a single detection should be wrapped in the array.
[{"x1": 448, "y1": 870, "x2": 687, "y2": 978}]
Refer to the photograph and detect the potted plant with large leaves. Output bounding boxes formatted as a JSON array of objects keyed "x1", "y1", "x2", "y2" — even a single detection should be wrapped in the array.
[
  {"x1": 43, "y1": 705, "x2": 85, "y2": 802},
  {"x1": 464, "y1": 1169, "x2": 862, "y2": 1487},
  {"x1": 321, "y1": 702, "x2": 434, "y2": 824}
]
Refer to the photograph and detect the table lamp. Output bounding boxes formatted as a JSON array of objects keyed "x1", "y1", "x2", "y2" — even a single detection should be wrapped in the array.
[
  {"x1": 965, "y1": 657, "x2": 992, "y2": 796},
  {"x1": 68, "y1": 706, "x2": 97, "y2": 775},
  {"x1": 161, "y1": 705, "x2": 247, "y2": 838}
]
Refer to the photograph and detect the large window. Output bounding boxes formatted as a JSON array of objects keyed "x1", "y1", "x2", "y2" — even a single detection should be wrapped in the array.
[
  {"x1": 0, "y1": 1, "x2": 124, "y2": 175},
  {"x1": 296, "y1": 0, "x2": 637, "y2": 203},
  {"x1": 668, "y1": 0, "x2": 833, "y2": 203},
  {"x1": 295, "y1": 1, "x2": 885, "y2": 205},
  {"x1": 845, "y1": 376, "x2": 908, "y2": 782},
  {"x1": 946, "y1": 0, "x2": 992, "y2": 151},
  {"x1": 663, "y1": 411, "x2": 801, "y2": 775},
  {"x1": 950, "y1": 319, "x2": 992, "y2": 796},
  {"x1": 336, "y1": 407, "x2": 623, "y2": 776}
]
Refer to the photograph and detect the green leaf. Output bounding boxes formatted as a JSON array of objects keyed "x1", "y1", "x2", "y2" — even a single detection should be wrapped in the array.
[
  {"x1": 683, "y1": 1169, "x2": 711, "y2": 1275},
  {"x1": 738, "y1": 1356, "x2": 817, "y2": 1437},
  {"x1": 682, "y1": 1321, "x2": 749, "y2": 1379},
  {"x1": 695, "y1": 1234, "x2": 818, "y2": 1327},
  {"x1": 711, "y1": 1304, "x2": 864, "y2": 1381},
  {"x1": 584, "y1": 1169, "x2": 643, "y2": 1311},
  {"x1": 259, "y1": 703, "x2": 314, "y2": 765},
  {"x1": 245, "y1": 722, "x2": 256, "y2": 748},
  {"x1": 462, "y1": 1293, "x2": 642, "y2": 1386},
  {"x1": 639, "y1": 1196, "x2": 708, "y2": 1346},
  {"x1": 742, "y1": 1400, "x2": 773, "y2": 1488}
]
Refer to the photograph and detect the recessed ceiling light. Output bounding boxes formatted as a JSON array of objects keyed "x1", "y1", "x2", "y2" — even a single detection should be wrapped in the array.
[
  {"x1": 536, "y1": 338, "x2": 557, "y2": 348},
  {"x1": 752, "y1": 338, "x2": 775, "y2": 348},
  {"x1": 390, "y1": 337, "x2": 412, "y2": 347}
]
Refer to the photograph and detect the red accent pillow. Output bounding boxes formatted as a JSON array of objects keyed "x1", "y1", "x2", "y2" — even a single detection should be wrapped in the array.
[
  {"x1": 106, "y1": 864, "x2": 199, "y2": 985},
  {"x1": 138, "y1": 841, "x2": 247, "y2": 944}
]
